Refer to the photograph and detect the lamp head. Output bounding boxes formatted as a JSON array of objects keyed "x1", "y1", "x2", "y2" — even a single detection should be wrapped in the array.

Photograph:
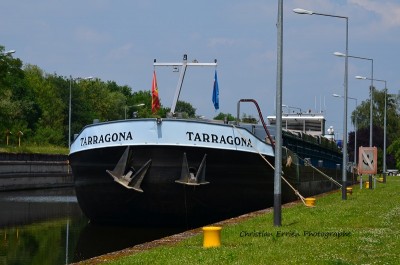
[
  {"x1": 333, "y1": 52, "x2": 346, "y2": 57},
  {"x1": 293, "y1": 8, "x2": 314, "y2": 15},
  {"x1": 355, "y1": 76, "x2": 367, "y2": 80},
  {"x1": 4, "y1": 50, "x2": 16, "y2": 55}
]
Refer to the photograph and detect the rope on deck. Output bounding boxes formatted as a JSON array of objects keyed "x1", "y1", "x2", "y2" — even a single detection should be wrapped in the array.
[{"x1": 232, "y1": 125, "x2": 309, "y2": 207}]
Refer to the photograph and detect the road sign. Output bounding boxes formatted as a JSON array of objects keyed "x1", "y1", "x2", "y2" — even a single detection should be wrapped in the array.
[{"x1": 358, "y1": 147, "x2": 378, "y2": 174}]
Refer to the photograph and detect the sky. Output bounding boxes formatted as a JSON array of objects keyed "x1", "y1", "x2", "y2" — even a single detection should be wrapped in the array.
[{"x1": 1, "y1": 0, "x2": 399, "y2": 139}]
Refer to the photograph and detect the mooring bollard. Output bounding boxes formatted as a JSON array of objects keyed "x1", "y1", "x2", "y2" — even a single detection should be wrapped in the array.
[
  {"x1": 305, "y1": 197, "x2": 316, "y2": 207},
  {"x1": 365, "y1": 181, "x2": 369, "y2": 189},
  {"x1": 202, "y1": 226, "x2": 222, "y2": 248}
]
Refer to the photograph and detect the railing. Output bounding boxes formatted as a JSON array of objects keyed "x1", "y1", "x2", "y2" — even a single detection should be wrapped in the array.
[{"x1": 236, "y1": 99, "x2": 275, "y2": 149}]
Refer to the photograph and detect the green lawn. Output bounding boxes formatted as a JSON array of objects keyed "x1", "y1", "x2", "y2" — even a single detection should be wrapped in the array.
[
  {"x1": 0, "y1": 145, "x2": 69, "y2": 155},
  {"x1": 82, "y1": 177, "x2": 400, "y2": 265}
]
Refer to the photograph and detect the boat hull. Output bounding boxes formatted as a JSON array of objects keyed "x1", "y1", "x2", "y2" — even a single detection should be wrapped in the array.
[
  {"x1": 70, "y1": 145, "x2": 276, "y2": 227},
  {"x1": 69, "y1": 119, "x2": 345, "y2": 227}
]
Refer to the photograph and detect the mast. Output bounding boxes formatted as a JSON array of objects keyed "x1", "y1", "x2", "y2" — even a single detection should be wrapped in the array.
[{"x1": 154, "y1": 54, "x2": 217, "y2": 114}]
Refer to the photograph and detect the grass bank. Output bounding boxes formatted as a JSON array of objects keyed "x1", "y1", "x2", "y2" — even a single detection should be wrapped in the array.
[
  {"x1": 86, "y1": 177, "x2": 400, "y2": 265},
  {"x1": 0, "y1": 145, "x2": 69, "y2": 155}
]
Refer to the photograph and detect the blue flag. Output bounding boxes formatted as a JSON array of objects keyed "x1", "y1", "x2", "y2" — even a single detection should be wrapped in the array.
[{"x1": 212, "y1": 70, "x2": 219, "y2": 110}]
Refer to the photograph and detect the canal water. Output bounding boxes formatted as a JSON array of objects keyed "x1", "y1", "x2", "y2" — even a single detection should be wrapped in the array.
[{"x1": 0, "y1": 187, "x2": 185, "y2": 264}]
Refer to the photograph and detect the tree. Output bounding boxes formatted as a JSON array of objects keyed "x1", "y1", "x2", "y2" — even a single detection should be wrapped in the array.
[
  {"x1": 241, "y1": 113, "x2": 258, "y2": 124},
  {"x1": 213, "y1": 112, "x2": 236, "y2": 122},
  {"x1": 1, "y1": 47, "x2": 38, "y2": 145},
  {"x1": 388, "y1": 139, "x2": 400, "y2": 169},
  {"x1": 126, "y1": 90, "x2": 152, "y2": 118},
  {"x1": 24, "y1": 65, "x2": 65, "y2": 145},
  {"x1": 175, "y1": 101, "x2": 196, "y2": 118},
  {"x1": 350, "y1": 88, "x2": 400, "y2": 170}
]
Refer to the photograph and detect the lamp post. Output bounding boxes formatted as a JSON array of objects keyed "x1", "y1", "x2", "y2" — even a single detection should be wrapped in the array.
[
  {"x1": 294, "y1": 8, "x2": 349, "y2": 200},
  {"x1": 348, "y1": 56, "x2": 374, "y2": 188},
  {"x1": 69, "y1": 76, "x2": 93, "y2": 148},
  {"x1": 334, "y1": 52, "x2": 374, "y2": 148},
  {"x1": 2, "y1": 50, "x2": 16, "y2": 55},
  {"x1": 334, "y1": 52, "x2": 373, "y2": 185},
  {"x1": 383, "y1": 83, "x2": 387, "y2": 183},
  {"x1": 332, "y1": 94, "x2": 358, "y2": 167},
  {"x1": 124, "y1": 103, "x2": 145, "y2": 119},
  {"x1": 356, "y1": 76, "x2": 387, "y2": 183},
  {"x1": 274, "y1": 0, "x2": 283, "y2": 227}
]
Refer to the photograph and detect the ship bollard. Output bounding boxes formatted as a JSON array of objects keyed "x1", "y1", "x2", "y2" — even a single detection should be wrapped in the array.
[
  {"x1": 365, "y1": 181, "x2": 369, "y2": 189},
  {"x1": 202, "y1": 226, "x2": 222, "y2": 248},
  {"x1": 304, "y1": 198, "x2": 316, "y2": 207}
]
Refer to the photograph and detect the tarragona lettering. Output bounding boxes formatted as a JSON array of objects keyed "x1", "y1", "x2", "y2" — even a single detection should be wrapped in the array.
[
  {"x1": 80, "y1": 131, "x2": 133, "y2": 146},
  {"x1": 79, "y1": 130, "x2": 252, "y2": 147},
  {"x1": 186, "y1": 131, "x2": 252, "y2": 147}
]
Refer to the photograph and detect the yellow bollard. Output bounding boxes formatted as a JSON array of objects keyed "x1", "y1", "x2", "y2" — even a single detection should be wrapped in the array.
[
  {"x1": 346, "y1": 187, "x2": 353, "y2": 195},
  {"x1": 304, "y1": 197, "x2": 316, "y2": 207},
  {"x1": 202, "y1": 226, "x2": 222, "y2": 248},
  {"x1": 365, "y1": 181, "x2": 369, "y2": 189}
]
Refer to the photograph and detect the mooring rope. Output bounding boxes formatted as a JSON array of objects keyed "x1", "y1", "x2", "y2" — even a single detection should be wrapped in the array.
[
  {"x1": 287, "y1": 148, "x2": 342, "y2": 188},
  {"x1": 232, "y1": 125, "x2": 309, "y2": 207}
]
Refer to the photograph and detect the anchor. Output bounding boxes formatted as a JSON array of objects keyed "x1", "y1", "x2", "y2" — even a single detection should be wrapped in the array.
[
  {"x1": 175, "y1": 153, "x2": 209, "y2": 186},
  {"x1": 106, "y1": 146, "x2": 151, "y2": 192}
]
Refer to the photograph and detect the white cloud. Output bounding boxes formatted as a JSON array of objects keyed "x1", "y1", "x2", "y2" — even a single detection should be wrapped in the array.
[
  {"x1": 107, "y1": 43, "x2": 134, "y2": 60},
  {"x1": 75, "y1": 27, "x2": 110, "y2": 43},
  {"x1": 207, "y1": 38, "x2": 236, "y2": 48},
  {"x1": 349, "y1": 0, "x2": 400, "y2": 27}
]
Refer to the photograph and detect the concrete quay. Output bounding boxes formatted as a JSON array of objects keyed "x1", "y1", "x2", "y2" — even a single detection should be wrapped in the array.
[{"x1": 0, "y1": 152, "x2": 73, "y2": 191}]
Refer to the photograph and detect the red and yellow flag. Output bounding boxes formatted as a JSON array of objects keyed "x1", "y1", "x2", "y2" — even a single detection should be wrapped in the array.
[{"x1": 151, "y1": 70, "x2": 160, "y2": 113}]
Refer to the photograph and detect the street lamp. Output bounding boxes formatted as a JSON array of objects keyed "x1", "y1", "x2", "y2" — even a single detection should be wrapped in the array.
[
  {"x1": 334, "y1": 52, "x2": 374, "y2": 148},
  {"x1": 124, "y1": 103, "x2": 145, "y2": 119},
  {"x1": 294, "y1": 7, "x2": 349, "y2": 200},
  {"x1": 332, "y1": 94, "x2": 358, "y2": 167},
  {"x1": 356, "y1": 76, "x2": 387, "y2": 183},
  {"x1": 69, "y1": 76, "x2": 93, "y2": 148},
  {"x1": 334, "y1": 51, "x2": 373, "y2": 169},
  {"x1": 2, "y1": 50, "x2": 16, "y2": 55},
  {"x1": 355, "y1": 72, "x2": 375, "y2": 189}
]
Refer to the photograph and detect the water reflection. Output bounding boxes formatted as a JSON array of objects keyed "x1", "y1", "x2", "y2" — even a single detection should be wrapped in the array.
[
  {"x1": 0, "y1": 188, "x2": 83, "y2": 227},
  {"x1": 74, "y1": 224, "x2": 184, "y2": 262},
  {"x1": 0, "y1": 188, "x2": 85, "y2": 265},
  {"x1": 0, "y1": 188, "x2": 186, "y2": 264}
]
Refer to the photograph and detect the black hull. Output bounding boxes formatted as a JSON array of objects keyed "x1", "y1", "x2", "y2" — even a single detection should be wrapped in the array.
[{"x1": 70, "y1": 144, "x2": 345, "y2": 227}]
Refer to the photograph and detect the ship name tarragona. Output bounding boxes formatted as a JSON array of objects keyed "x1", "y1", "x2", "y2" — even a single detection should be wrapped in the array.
[
  {"x1": 79, "y1": 130, "x2": 252, "y2": 147},
  {"x1": 186, "y1": 131, "x2": 252, "y2": 147},
  {"x1": 80, "y1": 131, "x2": 133, "y2": 146}
]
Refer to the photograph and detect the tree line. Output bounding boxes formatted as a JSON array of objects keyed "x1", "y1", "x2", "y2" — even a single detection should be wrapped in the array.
[
  {"x1": 1, "y1": 46, "x2": 168, "y2": 147},
  {"x1": 348, "y1": 88, "x2": 400, "y2": 169}
]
